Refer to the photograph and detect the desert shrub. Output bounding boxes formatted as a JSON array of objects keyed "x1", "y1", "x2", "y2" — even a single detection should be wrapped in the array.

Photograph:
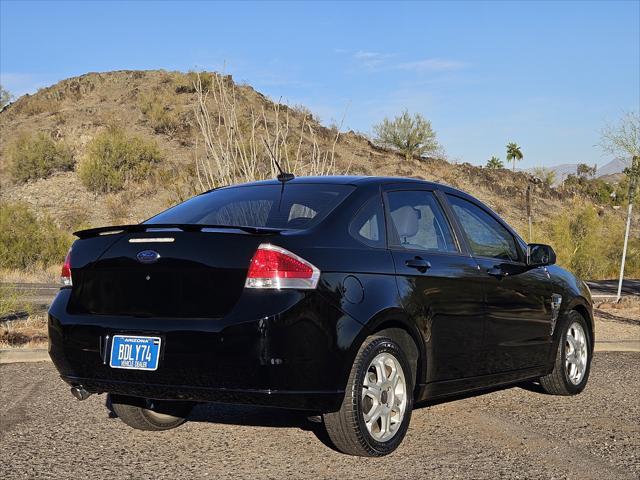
[
  {"x1": 78, "y1": 127, "x2": 164, "y2": 193},
  {"x1": 373, "y1": 110, "x2": 440, "y2": 161},
  {"x1": 561, "y1": 175, "x2": 635, "y2": 206},
  {"x1": 535, "y1": 203, "x2": 639, "y2": 279},
  {"x1": 0, "y1": 202, "x2": 72, "y2": 270},
  {"x1": 9, "y1": 132, "x2": 74, "y2": 183},
  {"x1": 175, "y1": 71, "x2": 212, "y2": 94},
  {"x1": 532, "y1": 167, "x2": 556, "y2": 187},
  {"x1": 139, "y1": 93, "x2": 181, "y2": 135}
]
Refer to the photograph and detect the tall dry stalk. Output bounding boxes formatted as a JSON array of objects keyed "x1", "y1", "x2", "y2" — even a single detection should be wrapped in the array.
[{"x1": 192, "y1": 72, "x2": 345, "y2": 190}]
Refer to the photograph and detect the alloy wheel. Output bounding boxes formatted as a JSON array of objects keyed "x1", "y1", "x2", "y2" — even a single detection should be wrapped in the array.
[
  {"x1": 565, "y1": 321, "x2": 588, "y2": 385},
  {"x1": 361, "y1": 352, "x2": 408, "y2": 442}
]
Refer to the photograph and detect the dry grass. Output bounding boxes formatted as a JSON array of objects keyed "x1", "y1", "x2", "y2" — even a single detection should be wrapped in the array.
[
  {"x1": 0, "y1": 265, "x2": 59, "y2": 283},
  {"x1": 139, "y1": 91, "x2": 185, "y2": 136},
  {"x1": 0, "y1": 284, "x2": 34, "y2": 318},
  {"x1": 0, "y1": 314, "x2": 48, "y2": 348},
  {"x1": 104, "y1": 191, "x2": 134, "y2": 224},
  {"x1": 0, "y1": 283, "x2": 48, "y2": 348},
  {"x1": 0, "y1": 284, "x2": 49, "y2": 348},
  {"x1": 14, "y1": 94, "x2": 60, "y2": 116}
]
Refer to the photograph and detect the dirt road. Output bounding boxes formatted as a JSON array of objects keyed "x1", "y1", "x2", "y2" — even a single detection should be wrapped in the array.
[{"x1": 1, "y1": 352, "x2": 638, "y2": 479}]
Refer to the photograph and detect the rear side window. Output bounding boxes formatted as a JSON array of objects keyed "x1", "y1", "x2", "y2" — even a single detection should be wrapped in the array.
[
  {"x1": 349, "y1": 196, "x2": 385, "y2": 248},
  {"x1": 147, "y1": 184, "x2": 354, "y2": 230},
  {"x1": 446, "y1": 194, "x2": 520, "y2": 261},
  {"x1": 386, "y1": 190, "x2": 457, "y2": 253}
]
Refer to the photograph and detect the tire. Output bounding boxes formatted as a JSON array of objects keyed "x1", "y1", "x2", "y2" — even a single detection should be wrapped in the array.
[
  {"x1": 539, "y1": 310, "x2": 592, "y2": 395},
  {"x1": 108, "y1": 394, "x2": 193, "y2": 431},
  {"x1": 323, "y1": 336, "x2": 414, "y2": 457}
]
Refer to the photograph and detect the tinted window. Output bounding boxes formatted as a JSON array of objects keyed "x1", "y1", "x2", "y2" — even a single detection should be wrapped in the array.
[
  {"x1": 147, "y1": 184, "x2": 354, "y2": 230},
  {"x1": 349, "y1": 196, "x2": 385, "y2": 248},
  {"x1": 447, "y1": 195, "x2": 520, "y2": 261},
  {"x1": 386, "y1": 191, "x2": 457, "y2": 252}
]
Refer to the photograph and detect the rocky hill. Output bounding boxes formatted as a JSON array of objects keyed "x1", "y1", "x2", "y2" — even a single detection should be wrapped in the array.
[
  {"x1": 1, "y1": 70, "x2": 582, "y2": 233},
  {"x1": 0, "y1": 70, "x2": 637, "y2": 282}
]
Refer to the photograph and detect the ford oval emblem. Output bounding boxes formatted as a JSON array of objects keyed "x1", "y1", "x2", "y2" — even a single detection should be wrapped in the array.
[{"x1": 136, "y1": 250, "x2": 160, "y2": 264}]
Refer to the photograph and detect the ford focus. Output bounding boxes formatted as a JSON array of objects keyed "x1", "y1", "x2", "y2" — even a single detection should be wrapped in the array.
[{"x1": 48, "y1": 176, "x2": 594, "y2": 456}]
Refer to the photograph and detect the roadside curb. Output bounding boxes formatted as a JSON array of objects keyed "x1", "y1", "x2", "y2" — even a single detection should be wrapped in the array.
[
  {"x1": 0, "y1": 348, "x2": 50, "y2": 364},
  {"x1": 594, "y1": 341, "x2": 640, "y2": 353}
]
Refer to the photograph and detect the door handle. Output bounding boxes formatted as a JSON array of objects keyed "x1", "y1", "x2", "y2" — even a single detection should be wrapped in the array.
[
  {"x1": 487, "y1": 265, "x2": 507, "y2": 278},
  {"x1": 405, "y1": 257, "x2": 431, "y2": 272}
]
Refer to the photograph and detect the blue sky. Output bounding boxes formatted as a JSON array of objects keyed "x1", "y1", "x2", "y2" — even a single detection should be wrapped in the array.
[{"x1": 1, "y1": 0, "x2": 638, "y2": 168}]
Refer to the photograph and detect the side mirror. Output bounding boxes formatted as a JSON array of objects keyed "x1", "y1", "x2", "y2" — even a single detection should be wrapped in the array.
[{"x1": 527, "y1": 243, "x2": 556, "y2": 266}]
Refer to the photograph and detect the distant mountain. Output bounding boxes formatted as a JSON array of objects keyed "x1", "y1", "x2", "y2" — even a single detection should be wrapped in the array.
[
  {"x1": 596, "y1": 158, "x2": 629, "y2": 177},
  {"x1": 527, "y1": 158, "x2": 628, "y2": 185}
]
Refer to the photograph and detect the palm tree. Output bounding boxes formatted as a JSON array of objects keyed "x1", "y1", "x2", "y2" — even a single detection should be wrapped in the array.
[
  {"x1": 506, "y1": 142, "x2": 523, "y2": 172},
  {"x1": 486, "y1": 156, "x2": 504, "y2": 169}
]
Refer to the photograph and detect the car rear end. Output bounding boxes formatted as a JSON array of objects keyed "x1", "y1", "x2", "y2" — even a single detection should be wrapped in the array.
[{"x1": 48, "y1": 181, "x2": 362, "y2": 411}]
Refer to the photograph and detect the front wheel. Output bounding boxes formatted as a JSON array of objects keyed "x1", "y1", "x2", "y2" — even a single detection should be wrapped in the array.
[
  {"x1": 108, "y1": 394, "x2": 193, "y2": 431},
  {"x1": 539, "y1": 310, "x2": 592, "y2": 395},
  {"x1": 323, "y1": 336, "x2": 414, "y2": 457}
]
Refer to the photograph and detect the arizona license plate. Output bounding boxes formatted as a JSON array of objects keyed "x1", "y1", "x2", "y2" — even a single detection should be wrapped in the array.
[{"x1": 109, "y1": 335, "x2": 161, "y2": 371}]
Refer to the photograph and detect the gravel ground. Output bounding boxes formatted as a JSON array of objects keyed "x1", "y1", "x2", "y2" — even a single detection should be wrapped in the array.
[{"x1": 1, "y1": 352, "x2": 638, "y2": 479}]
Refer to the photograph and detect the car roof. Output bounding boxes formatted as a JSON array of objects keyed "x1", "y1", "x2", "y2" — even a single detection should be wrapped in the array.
[
  {"x1": 226, "y1": 175, "x2": 478, "y2": 198},
  {"x1": 231, "y1": 175, "x2": 442, "y2": 189}
]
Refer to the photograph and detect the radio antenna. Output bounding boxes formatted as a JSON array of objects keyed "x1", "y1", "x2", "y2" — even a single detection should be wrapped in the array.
[{"x1": 262, "y1": 138, "x2": 294, "y2": 182}]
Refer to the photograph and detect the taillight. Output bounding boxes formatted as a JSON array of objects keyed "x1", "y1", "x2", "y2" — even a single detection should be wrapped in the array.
[
  {"x1": 61, "y1": 249, "x2": 72, "y2": 286},
  {"x1": 245, "y1": 244, "x2": 320, "y2": 289}
]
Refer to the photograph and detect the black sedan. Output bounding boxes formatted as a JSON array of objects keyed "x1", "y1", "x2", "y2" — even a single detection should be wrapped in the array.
[{"x1": 49, "y1": 176, "x2": 593, "y2": 456}]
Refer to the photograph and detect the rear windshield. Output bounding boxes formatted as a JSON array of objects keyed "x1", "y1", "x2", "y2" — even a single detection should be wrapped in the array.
[{"x1": 146, "y1": 183, "x2": 354, "y2": 230}]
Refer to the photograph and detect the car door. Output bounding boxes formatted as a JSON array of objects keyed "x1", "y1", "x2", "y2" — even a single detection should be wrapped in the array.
[
  {"x1": 384, "y1": 187, "x2": 486, "y2": 382},
  {"x1": 444, "y1": 193, "x2": 553, "y2": 373}
]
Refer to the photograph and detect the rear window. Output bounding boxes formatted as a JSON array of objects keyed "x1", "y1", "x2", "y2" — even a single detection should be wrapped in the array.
[{"x1": 146, "y1": 184, "x2": 354, "y2": 230}]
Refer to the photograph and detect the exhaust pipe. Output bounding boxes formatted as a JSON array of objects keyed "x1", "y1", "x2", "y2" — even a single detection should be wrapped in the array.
[{"x1": 70, "y1": 386, "x2": 92, "y2": 401}]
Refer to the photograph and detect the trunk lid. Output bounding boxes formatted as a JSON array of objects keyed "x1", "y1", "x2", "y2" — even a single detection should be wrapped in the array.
[{"x1": 68, "y1": 226, "x2": 277, "y2": 318}]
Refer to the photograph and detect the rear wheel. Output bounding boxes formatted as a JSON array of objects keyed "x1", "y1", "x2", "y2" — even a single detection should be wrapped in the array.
[
  {"x1": 108, "y1": 394, "x2": 193, "y2": 431},
  {"x1": 323, "y1": 336, "x2": 414, "y2": 457},
  {"x1": 539, "y1": 310, "x2": 592, "y2": 395}
]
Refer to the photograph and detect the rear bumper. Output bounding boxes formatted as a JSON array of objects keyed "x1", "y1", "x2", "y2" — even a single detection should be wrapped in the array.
[
  {"x1": 49, "y1": 288, "x2": 363, "y2": 412},
  {"x1": 60, "y1": 375, "x2": 343, "y2": 411}
]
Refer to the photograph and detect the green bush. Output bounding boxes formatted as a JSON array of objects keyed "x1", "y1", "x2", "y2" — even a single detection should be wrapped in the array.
[
  {"x1": 536, "y1": 203, "x2": 639, "y2": 279},
  {"x1": 0, "y1": 202, "x2": 72, "y2": 269},
  {"x1": 9, "y1": 132, "x2": 74, "y2": 183},
  {"x1": 373, "y1": 110, "x2": 440, "y2": 161},
  {"x1": 561, "y1": 175, "x2": 635, "y2": 207},
  {"x1": 78, "y1": 127, "x2": 164, "y2": 193}
]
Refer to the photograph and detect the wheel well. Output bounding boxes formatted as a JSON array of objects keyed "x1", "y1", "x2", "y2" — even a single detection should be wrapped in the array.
[{"x1": 371, "y1": 325, "x2": 421, "y2": 394}]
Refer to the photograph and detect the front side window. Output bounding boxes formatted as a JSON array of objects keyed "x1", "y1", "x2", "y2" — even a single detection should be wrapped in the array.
[
  {"x1": 446, "y1": 195, "x2": 520, "y2": 261},
  {"x1": 146, "y1": 184, "x2": 354, "y2": 230},
  {"x1": 386, "y1": 190, "x2": 457, "y2": 252}
]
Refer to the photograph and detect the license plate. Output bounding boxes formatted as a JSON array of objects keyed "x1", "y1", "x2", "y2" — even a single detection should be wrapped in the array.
[{"x1": 109, "y1": 335, "x2": 161, "y2": 371}]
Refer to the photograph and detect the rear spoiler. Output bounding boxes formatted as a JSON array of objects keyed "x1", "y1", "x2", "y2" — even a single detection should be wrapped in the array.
[{"x1": 73, "y1": 224, "x2": 284, "y2": 239}]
